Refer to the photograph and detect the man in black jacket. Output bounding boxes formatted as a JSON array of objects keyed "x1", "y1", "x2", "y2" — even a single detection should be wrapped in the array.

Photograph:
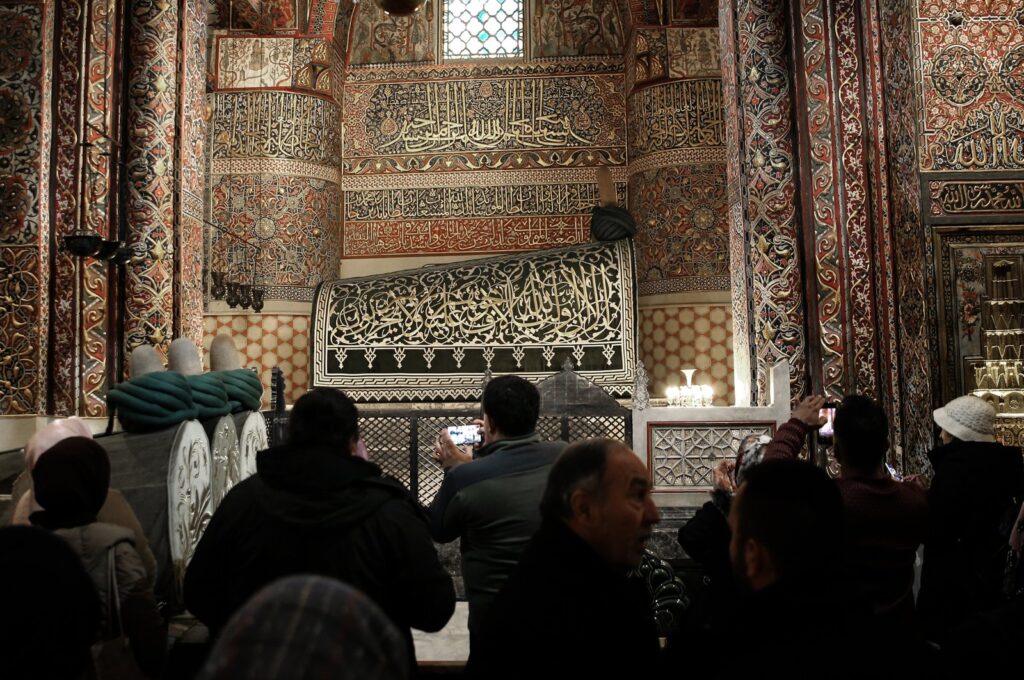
[
  {"x1": 468, "y1": 438, "x2": 661, "y2": 679},
  {"x1": 184, "y1": 388, "x2": 455, "y2": 663}
]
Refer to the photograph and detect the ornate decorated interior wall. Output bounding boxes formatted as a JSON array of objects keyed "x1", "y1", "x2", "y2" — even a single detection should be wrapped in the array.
[
  {"x1": 0, "y1": 2, "x2": 49, "y2": 416},
  {"x1": 0, "y1": 0, "x2": 208, "y2": 418},
  {"x1": 208, "y1": 35, "x2": 342, "y2": 302},
  {"x1": 626, "y1": 24, "x2": 728, "y2": 296},
  {"x1": 914, "y1": 2, "x2": 1024, "y2": 447}
]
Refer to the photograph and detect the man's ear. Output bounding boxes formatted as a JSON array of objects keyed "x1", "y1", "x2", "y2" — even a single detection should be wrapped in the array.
[
  {"x1": 744, "y1": 538, "x2": 776, "y2": 588},
  {"x1": 744, "y1": 538, "x2": 766, "y2": 582},
  {"x1": 569, "y1": 487, "x2": 593, "y2": 525}
]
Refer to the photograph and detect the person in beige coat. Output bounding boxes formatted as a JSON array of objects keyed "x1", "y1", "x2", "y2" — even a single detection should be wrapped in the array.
[{"x1": 4, "y1": 418, "x2": 157, "y2": 589}]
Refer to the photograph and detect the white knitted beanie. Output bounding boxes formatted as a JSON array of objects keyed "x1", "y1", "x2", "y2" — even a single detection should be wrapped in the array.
[{"x1": 933, "y1": 395, "x2": 997, "y2": 443}]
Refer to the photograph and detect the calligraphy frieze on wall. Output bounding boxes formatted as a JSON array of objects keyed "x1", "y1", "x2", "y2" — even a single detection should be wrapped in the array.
[
  {"x1": 344, "y1": 216, "x2": 590, "y2": 257},
  {"x1": 929, "y1": 180, "x2": 1024, "y2": 216},
  {"x1": 343, "y1": 59, "x2": 623, "y2": 83},
  {"x1": 341, "y1": 169, "x2": 626, "y2": 256},
  {"x1": 532, "y1": 0, "x2": 624, "y2": 58},
  {"x1": 343, "y1": 74, "x2": 626, "y2": 174},
  {"x1": 311, "y1": 240, "x2": 638, "y2": 401},
  {"x1": 210, "y1": 174, "x2": 342, "y2": 290},
  {"x1": 917, "y1": 5, "x2": 1024, "y2": 171},
  {"x1": 344, "y1": 183, "x2": 612, "y2": 221},
  {"x1": 630, "y1": 163, "x2": 730, "y2": 294},
  {"x1": 628, "y1": 79, "x2": 724, "y2": 159},
  {"x1": 211, "y1": 91, "x2": 341, "y2": 165}
]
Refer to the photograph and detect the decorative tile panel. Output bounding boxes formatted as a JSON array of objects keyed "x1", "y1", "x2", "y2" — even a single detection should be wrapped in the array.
[
  {"x1": 640, "y1": 304, "x2": 735, "y2": 406},
  {"x1": 203, "y1": 314, "x2": 310, "y2": 409}
]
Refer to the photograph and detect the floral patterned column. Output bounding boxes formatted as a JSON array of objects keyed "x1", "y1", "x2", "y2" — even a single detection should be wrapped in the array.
[
  {"x1": 720, "y1": 0, "x2": 807, "y2": 404},
  {"x1": 124, "y1": 0, "x2": 178, "y2": 355}
]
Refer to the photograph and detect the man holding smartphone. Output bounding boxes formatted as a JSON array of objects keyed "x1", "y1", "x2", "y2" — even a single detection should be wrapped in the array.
[
  {"x1": 763, "y1": 394, "x2": 928, "y2": 642},
  {"x1": 428, "y1": 375, "x2": 565, "y2": 653}
]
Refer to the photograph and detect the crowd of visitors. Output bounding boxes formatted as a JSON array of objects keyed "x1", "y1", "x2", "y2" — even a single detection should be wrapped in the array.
[{"x1": 2, "y1": 380, "x2": 1022, "y2": 679}]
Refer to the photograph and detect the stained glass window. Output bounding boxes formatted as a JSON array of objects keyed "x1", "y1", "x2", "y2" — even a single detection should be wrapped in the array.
[{"x1": 444, "y1": 0, "x2": 523, "y2": 59}]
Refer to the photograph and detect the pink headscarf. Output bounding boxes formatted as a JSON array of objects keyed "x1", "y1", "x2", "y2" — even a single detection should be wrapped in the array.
[{"x1": 10, "y1": 418, "x2": 94, "y2": 526}]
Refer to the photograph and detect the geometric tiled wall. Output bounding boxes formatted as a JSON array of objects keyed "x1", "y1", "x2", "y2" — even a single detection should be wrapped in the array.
[
  {"x1": 202, "y1": 314, "x2": 310, "y2": 408},
  {"x1": 639, "y1": 304, "x2": 735, "y2": 406}
]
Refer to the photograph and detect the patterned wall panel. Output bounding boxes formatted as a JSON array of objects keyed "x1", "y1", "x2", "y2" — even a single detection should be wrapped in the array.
[
  {"x1": 125, "y1": 0, "x2": 178, "y2": 354},
  {"x1": 0, "y1": 5, "x2": 44, "y2": 247},
  {"x1": 720, "y1": 0, "x2": 752, "y2": 405},
  {"x1": 532, "y1": 0, "x2": 624, "y2": 58},
  {"x1": 882, "y1": 0, "x2": 932, "y2": 471},
  {"x1": 649, "y1": 423, "x2": 773, "y2": 490},
  {"x1": 209, "y1": 88, "x2": 341, "y2": 301},
  {"x1": 666, "y1": 27, "x2": 720, "y2": 79},
  {"x1": 209, "y1": 0, "x2": 297, "y2": 31},
  {"x1": 640, "y1": 304, "x2": 735, "y2": 406},
  {"x1": 203, "y1": 314, "x2": 310, "y2": 408},
  {"x1": 629, "y1": 164, "x2": 729, "y2": 294},
  {"x1": 216, "y1": 36, "x2": 334, "y2": 95},
  {"x1": 309, "y1": 0, "x2": 342, "y2": 35},
  {"x1": 626, "y1": 36, "x2": 728, "y2": 297},
  {"x1": 0, "y1": 239, "x2": 40, "y2": 414},
  {"x1": 626, "y1": 28, "x2": 669, "y2": 95},
  {"x1": 0, "y1": 4, "x2": 44, "y2": 414},
  {"x1": 348, "y1": 1, "x2": 434, "y2": 65},
  {"x1": 178, "y1": 0, "x2": 209, "y2": 348},
  {"x1": 49, "y1": 0, "x2": 86, "y2": 413},
  {"x1": 797, "y1": 0, "x2": 846, "y2": 403},
  {"x1": 210, "y1": 174, "x2": 342, "y2": 289},
  {"x1": 916, "y1": 3, "x2": 1024, "y2": 172},
  {"x1": 342, "y1": 173, "x2": 624, "y2": 257},
  {"x1": 732, "y1": 0, "x2": 806, "y2": 402}
]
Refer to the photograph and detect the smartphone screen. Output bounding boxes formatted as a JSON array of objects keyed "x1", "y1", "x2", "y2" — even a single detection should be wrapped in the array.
[
  {"x1": 447, "y1": 424, "x2": 482, "y2": 447},
  {"x1": 885, "y1": 462, "x2": 903, "y2": 481},
  {"x1": 817, "y1": 407, "x2": 836, "y2": 444}
]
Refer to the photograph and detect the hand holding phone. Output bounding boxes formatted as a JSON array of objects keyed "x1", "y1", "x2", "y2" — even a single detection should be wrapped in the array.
[
  {"x1": 817, "y1": 403, "x2": 838, "y2": 445},
  {"x1": 885, "y1": 462, "x2": 903, "y2": 482},
  {"x1": 447, "y1": 424, "x2": 482, "y2": 447}
]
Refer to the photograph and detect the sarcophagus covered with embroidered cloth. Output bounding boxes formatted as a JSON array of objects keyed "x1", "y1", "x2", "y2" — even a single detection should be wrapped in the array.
[{"x1": 311, "y1": 239, "x2": 638, "y2": 401}]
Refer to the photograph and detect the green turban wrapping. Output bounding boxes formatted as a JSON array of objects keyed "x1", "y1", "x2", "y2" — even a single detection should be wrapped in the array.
[
  {"x1": 186, "y1": 373, "x2": 232, "y2": 420},
  {"x1": 216, "y1": 368, "x2": 264, "y2": 413},
  {"x1": 106, "y1": 372, "x2": 198, "y2": 433}
]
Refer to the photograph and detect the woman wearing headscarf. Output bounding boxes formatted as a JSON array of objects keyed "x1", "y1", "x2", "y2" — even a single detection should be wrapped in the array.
[
  {"x1": 29, "y1": 437, "x2": 166, "y2": 679},
  {"x1": 5, "y1": 418, "x2": 157, "y2": 588},
  {"x1": 917, "y1": 395, "x2": 1024, "y2": 645},
  {"x1": 198, "y1": 575, "x2": 409, "y2": 680}
]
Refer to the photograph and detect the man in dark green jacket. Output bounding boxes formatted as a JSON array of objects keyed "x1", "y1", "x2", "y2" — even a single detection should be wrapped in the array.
[{"x1": 429, "y1": 375, "x2": 564, "y2": 649}]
